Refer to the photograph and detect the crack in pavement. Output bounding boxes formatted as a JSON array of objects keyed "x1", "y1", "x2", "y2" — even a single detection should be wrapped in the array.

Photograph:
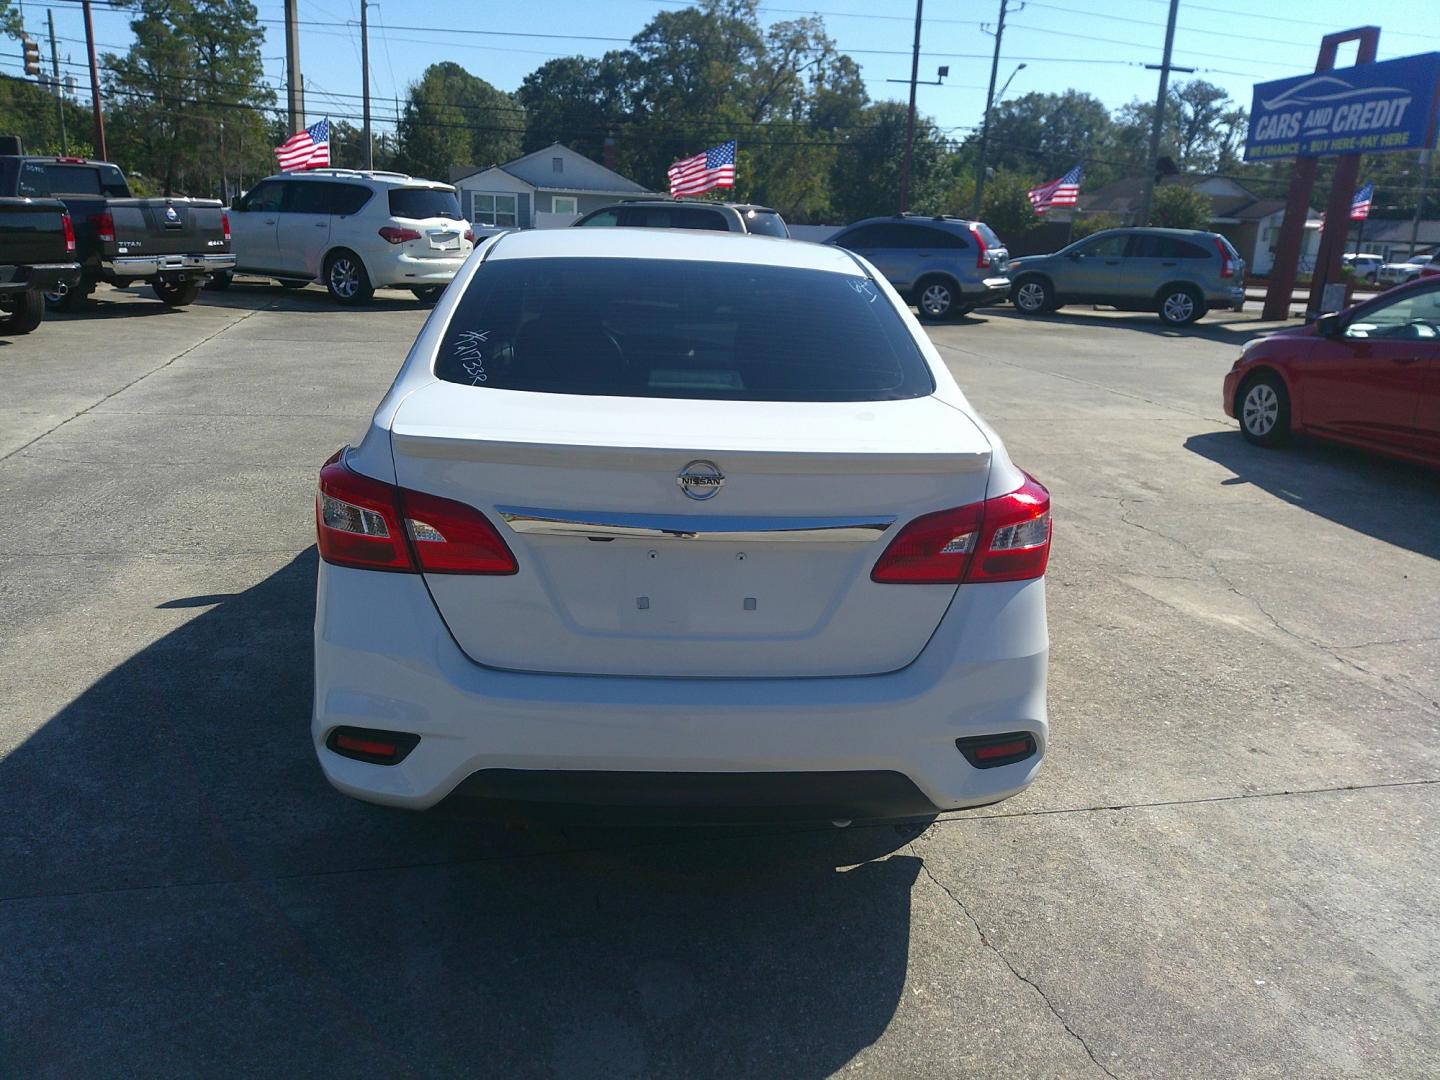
[
  {"x1": 0, "y1": 304, "x2": 271, "y2": 466},
  {"x1": 1115, "y1": 500, "x2": 1440, "y2": 714},
  {"x1": 913, "y1": 851, "x2": 1121, "y2": 1079}
]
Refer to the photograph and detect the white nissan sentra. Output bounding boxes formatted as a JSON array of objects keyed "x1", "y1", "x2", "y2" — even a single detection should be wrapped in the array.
[{"x1": 312, "y1": 227, "x2": 1050, "y2": 822}]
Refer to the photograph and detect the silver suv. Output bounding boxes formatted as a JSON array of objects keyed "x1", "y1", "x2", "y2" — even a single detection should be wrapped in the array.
[
  {"x1": 1009, "y1": 228, "x2": 1245, "y2": 326},
  {"x1": 574, "y1": 200, "x2": 789, "y2": 236},
  {"x1": 825, "y1": 214, "x2": 1011, "y2": 321}
]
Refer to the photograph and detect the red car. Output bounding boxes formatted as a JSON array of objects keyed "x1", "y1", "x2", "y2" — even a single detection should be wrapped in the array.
[{"x1": 1223, "y1": 277, "x2": 1440, "y2": 467}]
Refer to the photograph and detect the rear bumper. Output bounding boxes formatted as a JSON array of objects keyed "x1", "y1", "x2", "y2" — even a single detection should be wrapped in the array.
[
  {"x1": 312, "y1": 563, "x2": 1049, "y2": 815},
  {"x1": 0, "y1": 261, "x2": 80, "y2": 293},
  {"x1": 371, "y1": 252, "x2": 469, "y2": 288},
  {"x1": 962, "y1": 276, "x2": 1012, "y2": 304},
  {"x1": 104, "y1": 253, "x2": 235, "y2": 278}
]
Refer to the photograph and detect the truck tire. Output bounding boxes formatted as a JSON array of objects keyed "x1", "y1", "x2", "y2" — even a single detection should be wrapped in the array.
[
  {"x1": 0, "y1": 289, "x2": 45, "y2": 334},
  {"x1": 324, "y1": 249, "x2": 374, "y2": 305},
  {"x1": 153, "y1": 278, "x2": 202, "y2": 307},
  {"x1": 411, "y1": 286, "x2": 444, "y2": 303}
]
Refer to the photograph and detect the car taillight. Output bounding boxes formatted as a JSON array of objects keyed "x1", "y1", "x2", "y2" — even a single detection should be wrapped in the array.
[
  {"x1": 1214, "y1": 237, "x2": 1234, "y2": 279},
  {"x1": 378, "y1": 226, "x2": 421, "y2": 244},
  {"x1": 399, "y1": 487, "x2": 518, "y2": 575},
  {"x1": 222, "y1": 211, "x2": 231, "y2": 242},
  {"x1": 61, "y1": 212, "x2": 76, "y2": 253},
  {"x1": 971, "y1": 223, "x2": 991, "y2": 269},
  {"x1": 316, "y1": 451, "x2": 517, "y2": 575},
  {"x1": 464, "y1": 227, "x2": 476, "y2": 245},
  {"x1": 872, "y1": 474, "x2": 1050, "y2": 585},
  {"x1": 90, "y1": 211, "x2": 115, "y2": 243}
]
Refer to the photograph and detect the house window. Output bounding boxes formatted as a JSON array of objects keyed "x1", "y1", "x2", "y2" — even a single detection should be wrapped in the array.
[
  {"x1": 552, "y1": 195, "x2": 578, "y2": 217},
  {"x1": 471, "y1": 192, "x2": 518, "y2": 228},
  {"x1": 552, "y1": 156, "x2": 563, "y2": 174}
]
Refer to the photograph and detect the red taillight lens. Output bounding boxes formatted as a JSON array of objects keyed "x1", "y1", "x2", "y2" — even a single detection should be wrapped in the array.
[
  {"x1": 463, "y1": 227, "x2": 476, "y2": 245},
  {"x1": 399, "y1": 488, "x2": 517, "y2": 575},
  {"x1": 316, "y1": 451, "x2": 413, "y2": 571},
  {"x1": 222, "y1": 210, "x2": 231, "y2": 242},
  {"x1": 971, "y1": 223, "x2": 990, "y2": 269},
  {"x1": 379, "y1": 226, "x2": 421, "y2": 244},
  {"x1": 872, "y1": 474, "x2": 1050, "y2": 585},
  {"x1": 326, "y1": 726, "x2": 421, "y2": 765},
  {"x1": 90, "y1": 211, "x2": 115, "y2": 243},
  {"x1": 61, "y1": 212, "x2": 76, "y2": 253},
  {"x1": 1214, "y1": 237, "x2": 1233, "y2": 278},
  {"x1": 315, "y1": 450, "x2": 517, "y2": 575}
]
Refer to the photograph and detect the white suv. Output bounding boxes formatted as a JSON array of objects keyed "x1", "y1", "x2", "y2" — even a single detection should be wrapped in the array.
[{"x1": 220, "y1": 169, "x2": 474, "y2": 304}]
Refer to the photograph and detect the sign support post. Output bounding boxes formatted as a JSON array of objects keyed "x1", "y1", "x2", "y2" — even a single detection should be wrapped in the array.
[{"x1": 1260, "y1": 27, "x2": 1380, "y2": 321}]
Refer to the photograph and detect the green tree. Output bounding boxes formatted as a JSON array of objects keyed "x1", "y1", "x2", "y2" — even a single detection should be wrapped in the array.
[
  {"x1": 980, "y1": 170, "x2": 1039, "y2": 242},
  {"x1": 965, "y1": 90, "x2": 1118, "y2": 186},
  {"x1": 829, "y1": 102, "x2": 947, "y2": 221},
  {"x1": 103, "y1": 0, "x2": 273, "y2": 196},
  {"x1": 394, "y1": 62, "x2": 523, "y2": 180},
  {"x1": 1151, "y1": 183, "x2": 1213, "y2": 229},
  {"x1": 516, "y1": 54, "x2": 632, "y2": 160},
  {"x1": 1113, "y1": 80, "x2": 1247, "y2": 174},
  {"x1": 0, "y1": 73, "x2": 94, "y2": 156}
]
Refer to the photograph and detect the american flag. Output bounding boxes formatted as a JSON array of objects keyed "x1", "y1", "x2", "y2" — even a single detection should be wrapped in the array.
[
  {"x1": 1027, "y1": 165, "x2": 1083, "y2": 215},
  {"x1": 1350, "y1": 182, "x2": 1373, "y2": 221},
  {"x1": 275, "y1": 118, "x2": 331, "y2": 171},
  {"x1": 667, "y1": 140, "x2": 736, "y2": 197}
]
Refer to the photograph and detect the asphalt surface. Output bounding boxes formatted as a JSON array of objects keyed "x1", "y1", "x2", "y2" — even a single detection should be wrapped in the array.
[{"x1": 2, "y1": 281, "x2": 1437, "y2": 1078}]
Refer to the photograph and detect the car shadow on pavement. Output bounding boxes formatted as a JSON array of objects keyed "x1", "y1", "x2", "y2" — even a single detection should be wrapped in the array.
[
  {"x1": 207, "y1": 280, "x2": 434, "y2": 313},
  {"x1": 980, "y1": 306, "x2": 1288, "y2": 345},
  {"x1": 0, "y1": 549, "x2": 921, "y2": 1078},
  {"x1": 1185, "y1": 431, "x2": 1440, "y2": 559}
]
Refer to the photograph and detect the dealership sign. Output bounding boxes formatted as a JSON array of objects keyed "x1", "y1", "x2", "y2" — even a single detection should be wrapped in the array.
[{"x1": 1245, "y1": 52, "x2": 1440, "y2": 160}]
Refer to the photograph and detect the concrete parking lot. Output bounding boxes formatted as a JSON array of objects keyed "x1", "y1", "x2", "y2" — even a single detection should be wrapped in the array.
[{"x1": 2, "y1": 282, "x2": 1437, "y2": 1078}]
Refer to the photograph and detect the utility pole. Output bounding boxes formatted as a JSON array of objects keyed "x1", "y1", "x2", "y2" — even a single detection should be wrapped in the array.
[
  {"x1": 81, "y1": 1, "x2": 107, "y2": 160},
  {"x1": 1137, "y1": 0, "x2": 1185, "y2": 226},
  {"x1": 360, "y1": 0, "x2": 373, "y2": 169},
  {"x1": 898, "y1": 0, "x2": 924, "y2": 213},
  {"x1": 284, "y1": 0, "x2": 305, "y2": 131},
  {"x1": 1410, "y1": 150, "x2": 1433, "y2": 258},
  {"x1": 47, "y1": 10, "x2": 67, "y2": 156},
  {"x1": 971, "y1": 0, "x2": 1009, "y2": 218}
]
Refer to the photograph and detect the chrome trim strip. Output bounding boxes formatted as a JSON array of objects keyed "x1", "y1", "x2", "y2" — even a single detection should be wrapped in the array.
[{"x1": 496, "y1": 506, "x2": 895, "y2": 543}]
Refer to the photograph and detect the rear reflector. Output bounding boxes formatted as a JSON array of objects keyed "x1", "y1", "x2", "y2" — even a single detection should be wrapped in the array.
[
  {"x1": 872, "y1": 473, "x2": 1051, "y2": 584},
  {"x1": 955, "y1": 732, "x2": 1038, "y2": 769},
  {"x1": 326, "y1": 726, "x2": 421, "y2": 765},
  {"x1": 316, "y1": 449, "x2": 517, "y2": 574}
]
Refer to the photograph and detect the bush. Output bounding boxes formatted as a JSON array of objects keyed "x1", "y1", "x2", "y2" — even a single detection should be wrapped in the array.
[
  {"x1": 1151, "y1": 184, "x2": 1213, "y2": 230},
  {"x1": 980, "y1": 171, "x2": 1039, "y2": 240},
  {"x1": 1069, "y1": 213, "x2": 1122, "y2": 240}
]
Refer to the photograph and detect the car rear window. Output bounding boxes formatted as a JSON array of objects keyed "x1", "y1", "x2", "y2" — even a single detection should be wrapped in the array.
[
  {"x1": 742, "y1": 209, "x2": 788, "y2": 237},
  {"x1": 17, "y1": 162, "x2": 127, "y2": 197},
  {"x1": 434, "y1": 257, "x2": 933, "y2": 402},
  {"x1": 389, "y1": 187, "x2": 463, "y2": 220},
  {"x1": 971, "y1": 222, "x2": 1002, "y2": 249}
]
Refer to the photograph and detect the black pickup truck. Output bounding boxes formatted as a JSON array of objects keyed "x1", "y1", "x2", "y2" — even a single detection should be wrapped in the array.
[
  {"x1": 0, "y1": 153, "x2": 234, "y2": 311},
  {"x1": 0, "y1": 197, "x2": 80, "y2": 335}
]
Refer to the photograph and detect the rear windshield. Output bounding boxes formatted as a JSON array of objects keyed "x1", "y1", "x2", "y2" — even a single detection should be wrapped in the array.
[
  {"x1": 389, "y1": 187, "x2": 463, "y2": 220},
  {"x1": 17, "y1": 161, "x2": 128, "y2": 197},
  {"x1": 972, "y1": 222, "x2": 1002, "y2": 249},
  {"x1": 434, "y1": 257, "x2": 933, "y2": 401},
  {"x1": 742, "y1": 209, "x2": 789, "y2": 237}
]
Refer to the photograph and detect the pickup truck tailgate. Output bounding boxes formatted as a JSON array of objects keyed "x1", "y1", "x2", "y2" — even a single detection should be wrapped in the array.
[
  {"x1": 0, "y1": 197, "x2": 71, "y2": 266},
  {"x1": 108, "y1": 198, "x2": 229, "y2": 257}
]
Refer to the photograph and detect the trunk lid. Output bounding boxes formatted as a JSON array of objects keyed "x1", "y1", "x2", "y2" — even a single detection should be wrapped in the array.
[
  {"x1": 391, "y1": 217, "x2": 467, "y2": 260},
  {"x1": 389, "y1": 384, "x2": 992, "y2": 677}
]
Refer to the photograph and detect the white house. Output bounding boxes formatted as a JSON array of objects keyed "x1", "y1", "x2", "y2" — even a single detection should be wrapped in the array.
[{"x1": 450, "y1": 143, "x2": 655, "y2": 231}]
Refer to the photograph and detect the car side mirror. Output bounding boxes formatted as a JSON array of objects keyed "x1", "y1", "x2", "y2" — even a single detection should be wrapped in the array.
[
  {"x1": 230, "y1": 196, "x2": 243, "y2": 211},
  {"x1": 1067, "y1": 252, "x2": 1083, "y2": 261},
  {"x1": 1316, "y1": 312, "x2": 1342, "y2": 338}
]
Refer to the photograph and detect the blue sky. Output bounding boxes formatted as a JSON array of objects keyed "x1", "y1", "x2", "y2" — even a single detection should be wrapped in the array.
[{"x1": 18, "y1": 0, "x2": 1440, "y2": 148}]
